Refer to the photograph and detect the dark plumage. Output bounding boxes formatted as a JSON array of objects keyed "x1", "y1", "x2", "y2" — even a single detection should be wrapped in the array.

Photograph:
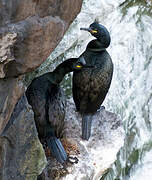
[
  {"x1": 73, "y1": 22, "x2": 113, "y2": 140},
  {"x1": 26, "y1": 57, "x2": 87, "y2": 164}
]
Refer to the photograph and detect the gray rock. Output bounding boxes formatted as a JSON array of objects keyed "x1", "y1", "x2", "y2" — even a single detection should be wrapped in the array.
[
  {"x1": 0, "y1": 0, "x2": 83, "y2": 78},
  {"x1": 0, "y1": 77, "x2": 24, "y2": 134},
  {"x1": 0, "y1": 95, "x2": 47, "y2": 180}
]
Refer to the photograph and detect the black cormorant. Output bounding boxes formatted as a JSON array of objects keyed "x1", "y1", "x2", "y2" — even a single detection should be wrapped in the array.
[
  {"x1": 73, "y1": 21, "x2": 113, "y2": 140},
  {"x1": 26, "y1": 57, "x2": 88, "y2": 164}
]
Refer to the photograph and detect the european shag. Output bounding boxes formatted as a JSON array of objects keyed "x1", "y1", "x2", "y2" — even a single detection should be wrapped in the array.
[
  {"x1": 73, "y1": 21, "x2": 113, "y2": 140},
  {"x1": 26, "y1": 57, "x2": 88, "y2": 164}
]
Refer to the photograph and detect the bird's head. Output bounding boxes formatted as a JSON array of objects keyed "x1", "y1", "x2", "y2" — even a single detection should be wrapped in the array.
[
  {"x1": 80, "y1": 21, "x2": 111, "y2": 48},
  {"x1": 73, "y1": 56, "x2": 94, "y2": 70}
]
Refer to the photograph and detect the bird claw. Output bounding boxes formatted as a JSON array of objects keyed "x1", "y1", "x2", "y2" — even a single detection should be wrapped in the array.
[
  {"x1": 67, "y1": 156, "x2": 79, "y2": 164},
  {"x1": 97, "y1": 105, "x2": 105, "y2": 112},
  {"x1": 62, "y1": 156, "x2": 78, "y2": 171}
]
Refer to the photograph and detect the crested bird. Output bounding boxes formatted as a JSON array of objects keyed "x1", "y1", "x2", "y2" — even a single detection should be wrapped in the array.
[{"x1": 73, "y1": 21, "x2": 113, "y2": 140}]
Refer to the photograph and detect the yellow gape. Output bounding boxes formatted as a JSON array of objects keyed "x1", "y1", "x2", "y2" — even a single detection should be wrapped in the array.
[
  {"x1": 76, "y1": 65, "x2": 82, "y2": 68},
  {"x1": 91, "y1": 30, "x2": 98, "y2": 33}
]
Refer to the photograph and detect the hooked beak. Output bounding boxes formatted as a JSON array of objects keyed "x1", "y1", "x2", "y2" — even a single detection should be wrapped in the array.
[
  {"x1": 77, "y1": 56, "x2": 86, "y2": 66},
  {"x1": 80, "y1": 27, "x2": 91, "y2": 32},
  {"x1": 80, "y1": 27, "x2": 97, "y2": 34}
]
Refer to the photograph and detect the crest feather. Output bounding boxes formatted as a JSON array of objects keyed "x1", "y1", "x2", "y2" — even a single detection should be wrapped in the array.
[{"x1": 94, "y1": 18, "x2": 99, "y2": 23}]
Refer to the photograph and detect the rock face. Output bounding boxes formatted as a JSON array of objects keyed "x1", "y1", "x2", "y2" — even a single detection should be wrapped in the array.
[
  {"x1": 0, "y1": 77, "x2": 24, "y2": 134},
  {"x1": 0, "y1": 95, "x2": 47, "y2": 180},
  {"x1": 39, "y1": 99, "x2": 124, "y2": 180},
  {"x1": 0, "y1": 0, "x2": 83, "y2": 179},
  {"x1": 0, "y1": 0, "x2": 83, "y2": 78}
]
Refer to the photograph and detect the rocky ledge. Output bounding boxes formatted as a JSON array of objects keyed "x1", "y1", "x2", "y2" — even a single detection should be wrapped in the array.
[
  {"x1": 39, "y1": 99, "x2": 124, "y2": 180},
  {"x1": 0, "y1": 94, "x2": 124, "y2": 180}
]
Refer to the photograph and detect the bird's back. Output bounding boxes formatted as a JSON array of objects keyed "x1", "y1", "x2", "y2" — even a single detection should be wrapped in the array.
[
  {"x1": 26, "y1": 74, "x2": 66, "y2": 138},
  {"x1": 47, "y1": 85, "x2": 66, "y2": 138}
]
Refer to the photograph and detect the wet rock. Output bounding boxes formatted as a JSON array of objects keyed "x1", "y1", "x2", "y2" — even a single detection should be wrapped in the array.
[
  {"x1": 41, "y1": 99, "x2": 125, "y2": 180},
  {"x1": 0, "y1": 33, "x2": 17, "y2": 78},
  {"x1": 0, "y1": 0, "x2": 83, "y2": 78},
  {"x1": 0, "y1": 77, "x2": 24, "y2": 134},
  {"x1": 0, "y1": 95, "x2": 47, "y2": 180}
]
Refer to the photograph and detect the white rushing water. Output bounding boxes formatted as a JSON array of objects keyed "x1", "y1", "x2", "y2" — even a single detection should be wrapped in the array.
[{"x1": 36, "y1": 0, "x2": 152, "y2": 179}]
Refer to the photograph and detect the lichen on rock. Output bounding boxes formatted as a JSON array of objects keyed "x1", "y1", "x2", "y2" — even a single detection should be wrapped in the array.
[
  {"x1": 0, "y1": 95, "x2": 47, "y2": 180},
  {"x1": 0, "y1": 32, "x2": 17, "y2": 78}
]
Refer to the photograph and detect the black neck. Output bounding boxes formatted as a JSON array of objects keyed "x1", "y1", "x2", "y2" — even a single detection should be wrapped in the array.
[
  {"x1": 87, "y1": 32, "x2": 111, "y2": 52},
  {"x1": 47, "y1": 58, "x2": 78, "y2": 84},
  {"x1": 87, "y1": 39, "x2": 106, "y2": 52}
]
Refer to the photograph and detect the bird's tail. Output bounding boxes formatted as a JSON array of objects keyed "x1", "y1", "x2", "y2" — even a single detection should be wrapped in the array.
[
  {"x1": 46, "y1": 137, "x2": 67, "y2": 164},
  {"x1": 82, "y1": 114, "x2": 93, "y2": 140}
]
